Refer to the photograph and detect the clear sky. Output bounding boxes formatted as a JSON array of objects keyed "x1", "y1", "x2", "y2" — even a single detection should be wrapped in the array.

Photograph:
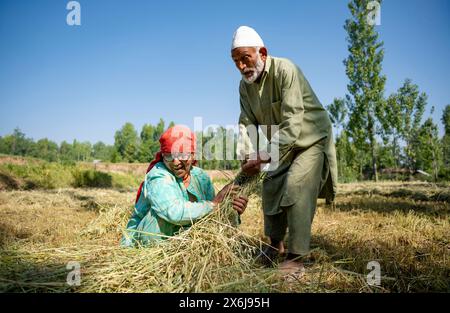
[{"x1": 1, "y1": 0, "x2": 449, "y2": 145}]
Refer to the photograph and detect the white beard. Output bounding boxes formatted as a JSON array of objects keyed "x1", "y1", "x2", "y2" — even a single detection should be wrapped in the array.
[{"x1": 242, "y1": 53, "x2": 265, "y2": 84}]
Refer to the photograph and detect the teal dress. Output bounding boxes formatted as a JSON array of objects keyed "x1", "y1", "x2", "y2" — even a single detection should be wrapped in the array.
[{"x1": 121, "y1": 162, "x2": 215, "y2": 247}]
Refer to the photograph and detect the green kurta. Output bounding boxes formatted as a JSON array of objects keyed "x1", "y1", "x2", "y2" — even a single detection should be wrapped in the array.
[{"x1": 238, "y1": 55, "x2": 338, "y2": 216}]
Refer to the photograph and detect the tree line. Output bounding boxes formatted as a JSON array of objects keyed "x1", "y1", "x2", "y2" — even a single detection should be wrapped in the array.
[
  {"x1": 325, "y1": 0, "x2": 449, "y2": 182},
  {"x1": 0, "y1": 119, "x2": 171, "y2": 164},
  {"x1": 0, "y1": 119, "x2": 242, "y2": 170}
]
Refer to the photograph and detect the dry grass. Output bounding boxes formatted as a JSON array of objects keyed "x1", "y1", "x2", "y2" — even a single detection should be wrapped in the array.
[{"x1": 0, "y1": 180, "x2": 449, "y2": 293}]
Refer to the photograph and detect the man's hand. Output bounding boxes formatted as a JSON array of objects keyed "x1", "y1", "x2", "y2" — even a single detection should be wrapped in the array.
[
  {"x1": 241, "y1": 151, "x2": 271, "y2": 176},
  {"x1": 231, "y1": 195, "x2": 248, "y2": 215}
]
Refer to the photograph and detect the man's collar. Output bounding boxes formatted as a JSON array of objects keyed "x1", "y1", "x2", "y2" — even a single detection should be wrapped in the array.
[
  {"x1": 257, "y1": 55, "x2": 271, "y2": 83},
  {"x1": 253, "y1": 55, "x2": 271, "y2": 85},
  {"x1": 263, "y1": 55, "x2": 272, "y2": 75}
]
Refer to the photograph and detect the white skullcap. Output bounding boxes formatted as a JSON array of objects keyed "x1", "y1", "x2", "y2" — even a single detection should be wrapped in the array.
[{"x1": 231, "y1": 26, "x2": 264, "y2": 50}]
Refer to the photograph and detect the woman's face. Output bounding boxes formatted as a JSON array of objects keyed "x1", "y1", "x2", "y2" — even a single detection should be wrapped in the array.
[{"x1": 162, "y1": 152, "x2": 195, "y2": 179}]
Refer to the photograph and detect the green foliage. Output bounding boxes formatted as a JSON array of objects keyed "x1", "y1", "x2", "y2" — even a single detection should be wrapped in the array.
[
  {"x1": 153, "y1": 118, "x2": 166, "y2": 141},
  {"x1": 438, "y1": 166, "x2": 450, "y2": 181},
  {"x1": 196, "y1": 127, "x2": 241, "y2": 170},
  {"x1": 441, "y1": 104, "x2": 450, "y2": 134},
  {"x1": 71, "y1": 140, "x2": 93, "y2": 162},
  {"x1": 327, "y1": 98, "x2": 347, "y2": 133},
  {"x1": 112, "y1": 119, "x2": 175, "y2": 163},
  {"x1": 344, "y1": 0, "x2": 386, "y2": 181},
  {"x1": 138, "y1": 124, "x2": 157, "y2": 163},
  {"x1": 331, "y1": 0, "x2": 448, "y2": 182},
  {"x1": 0, "y1": 162, "x2": 73, "y2": 189},
  {"x1": 59, "y1": 141, "x2": 73, "y2": 162},
  {"x1": 92, "y1": 141, "x2": 115, "y2": 161},
  {"x1": 0, "y1": 128, "x2": 35, "y2": 157},
  {"x1": 414, "y1": 118, "x2": 441, "y2": 181},
  {"x1": 384, "y1": 79, "x2": 427, "y2": 171},
  {"x1": 0, "y1": 120, "x2": 242, "y2": 170},
  {"x1": 0, "y1": 119, "x2": 177, "y2": 165},
  {"x1": 109, "y1": 172, "x2": 141, "y2": 189},
  {"x1": 0, "y1": 161, "x2": 139, "y2": 190},
  {"x1": 110, "y1": 149, "x2": 122, "y2": 163},
  {"x1": 72, "y1": 169, "x2": 113, "y2": 188},
  {"x1": 441, "y1": 105, "x2": 450, "y2": 168},
  {"x1": 335, "y1": 131, "x2": 359, "y2": 182},
  {"x1": 33, "y1": 138, "x2": 59, "y2": 162},
  {"x1": 377, "y1": 143, "x2": 397, "y2": 169},
  {"x1": 71, "y1": 169, "x2": 138, "y2": 189},
  {"x1": 442, "y1": 135, "x2": 450, "y2": 169},
  {"x1": 114, "y1": 122, "x2": 139, "y2": 162},
  {"x1": 0, "y1": 94, "x2": 446, "y2": 178}
]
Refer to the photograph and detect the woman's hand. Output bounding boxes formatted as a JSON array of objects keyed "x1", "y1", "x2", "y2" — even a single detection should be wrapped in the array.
[
  {"x1": 212, "y1": 183, "x2": 248, "y2": 215},
  {"x1": 212, "y1": 183, "x2": 239, "y2": 205},
  {"x1": 231, "y1": 195, "x2": 248, "y2": 215}
]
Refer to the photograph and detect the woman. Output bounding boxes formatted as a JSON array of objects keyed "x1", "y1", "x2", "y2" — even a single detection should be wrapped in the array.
[{"x1": 121, "y1": 125, "x2": 248, "y2": 247}]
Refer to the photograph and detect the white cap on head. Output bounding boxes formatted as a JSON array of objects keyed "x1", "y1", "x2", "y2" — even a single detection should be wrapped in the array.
[{"x1": 231, "y1": 26, "x2": 264, "y2": 50}]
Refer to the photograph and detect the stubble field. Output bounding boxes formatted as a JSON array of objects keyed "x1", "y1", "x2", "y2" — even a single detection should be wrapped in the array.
[{"x1": 1, "y1": 172, "x2": 448, "y2": 292}]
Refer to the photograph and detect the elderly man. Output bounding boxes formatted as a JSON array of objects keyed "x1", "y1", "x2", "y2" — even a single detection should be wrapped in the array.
[
  {"x1": 231, "y1": 26, "x2": 337, "y2": 274},
  {"x1": 121, "y1": 125, "x2": 247, "y2": 247}
]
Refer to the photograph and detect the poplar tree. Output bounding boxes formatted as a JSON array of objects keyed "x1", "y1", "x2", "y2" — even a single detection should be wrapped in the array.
[
  {"x1": 441, "y1": 105, "x2": 450, "y2": 169},
  {"x1": 344, "y1": 0, "x2": 386, "y2": 181},
  {"x1": 386, "y1": 79, "x2": 426, "y2": 173},
  {"x1": 114, "y1": 123, "x2": 139, "y2": 162},
  {"x1": 415, "y1": 117, "x2": 441, "y2": 182}
]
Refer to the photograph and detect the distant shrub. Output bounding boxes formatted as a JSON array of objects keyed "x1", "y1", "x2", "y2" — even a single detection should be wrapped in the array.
[
  {"x1": 438, "y1": 167, "x2": 450, "y2": 182},
  {"x1": 0, "y1": 171, "x2": 21, "y2": 190},
  {"x1": 110, "y1": 172, "x2": 140, "y2": 190},
  {"x1": 338, "y1": 167, "x2": 359, "y2": 183},
  {"x1": 60, "y1": 159, "x2": 76, "y2": 167},
  {"x1": 72, "y1": 169, "x2": 113, "y2": 188},
  {"x1": 0, "y1": 161, "x2": 139, "y2": 190},
  {"x1": 0, "y1": 162, "x2": 73, "y2": 189}
]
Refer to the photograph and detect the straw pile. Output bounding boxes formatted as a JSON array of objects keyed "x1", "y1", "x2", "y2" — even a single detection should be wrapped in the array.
[
  {"x1": 0, "y1": 174, "x2": 287, "y2": 293},
  {"x1": 3, "y1": 178, "x2": 448, "y2": 292}
]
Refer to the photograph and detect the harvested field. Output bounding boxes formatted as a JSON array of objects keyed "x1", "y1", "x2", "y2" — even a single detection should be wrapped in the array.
[{"x1": 0, "y1": 180, "x2": 448, "y2": 292}]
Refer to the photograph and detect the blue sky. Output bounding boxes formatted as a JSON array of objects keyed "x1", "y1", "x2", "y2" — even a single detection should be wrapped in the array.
[{"x1": 1, "y1": 0, "x2": 449, "y2": 145}]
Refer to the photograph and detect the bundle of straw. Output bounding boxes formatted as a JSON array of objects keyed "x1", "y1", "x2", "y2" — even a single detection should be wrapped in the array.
[
  {"x1": 78, "y1": 172, "x2": 268, "y2": 292},
  {"x1": 1, "y1": 172, "x2": 286, "y2": 292}
]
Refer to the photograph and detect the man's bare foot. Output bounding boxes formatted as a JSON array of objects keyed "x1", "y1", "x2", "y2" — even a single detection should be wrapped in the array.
[
  {"x1": 255, "y1": 240, "x2": 286, "y2": 267},
  {"x1": 276, "y1": 241, "x2": 286, "y2": 256},
  {"x1": 279, "y1": 257, "x2": 305, "y2": 280}
]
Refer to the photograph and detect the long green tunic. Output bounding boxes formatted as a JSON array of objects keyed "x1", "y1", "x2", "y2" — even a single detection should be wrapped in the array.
[{"x1": 238, "y1": 55, "x2": 338, "y2": 216}]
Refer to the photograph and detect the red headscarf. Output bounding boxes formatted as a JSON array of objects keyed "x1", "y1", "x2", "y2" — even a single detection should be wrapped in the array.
[{"x1": 135, "y1": 125, "x2": 197, "y2": 204}]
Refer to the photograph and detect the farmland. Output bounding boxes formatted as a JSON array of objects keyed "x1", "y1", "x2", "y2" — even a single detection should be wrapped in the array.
[{"x1": 0, "y1": 158, "x2": 448, "y2": 293}]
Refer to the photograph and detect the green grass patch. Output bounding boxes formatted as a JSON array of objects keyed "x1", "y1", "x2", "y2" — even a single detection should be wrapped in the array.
[{"x1": 0, "y1": 161, "x2": 139, "y2": 190}]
